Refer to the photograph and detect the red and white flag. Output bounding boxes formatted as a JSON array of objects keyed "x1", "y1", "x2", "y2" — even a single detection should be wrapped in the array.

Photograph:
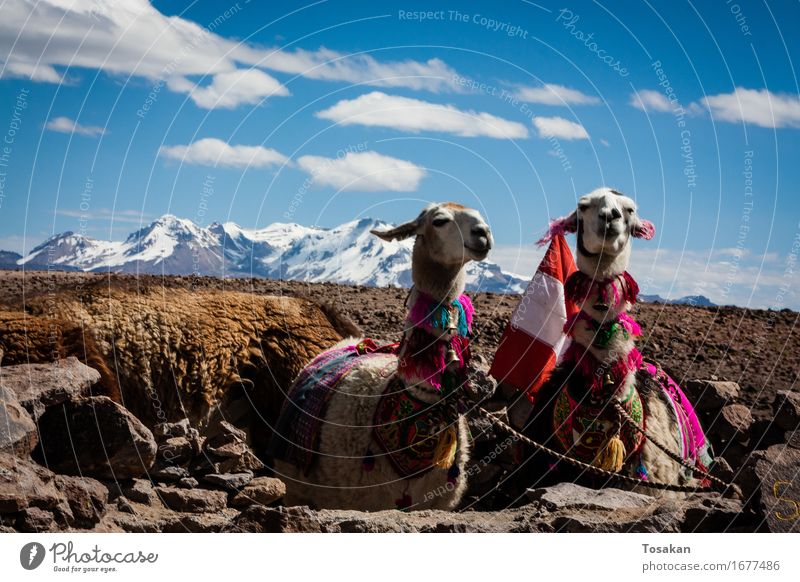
[{"x1": 489, "y1": 234, "x2": 578, "y2": 401}]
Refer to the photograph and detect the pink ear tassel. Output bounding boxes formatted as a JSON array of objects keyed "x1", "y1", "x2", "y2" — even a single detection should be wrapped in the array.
[
  {"x1": 634, "y1": 219, "x2": 655, "y2": 240},
  {"x1": 536, "y1": 214, "x2": 577, "y2": 246}
]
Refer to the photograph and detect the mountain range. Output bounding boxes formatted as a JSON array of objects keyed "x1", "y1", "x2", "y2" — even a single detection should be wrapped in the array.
[{"x1": 0, "y1": 215, "x2": 528, "y2": 293}]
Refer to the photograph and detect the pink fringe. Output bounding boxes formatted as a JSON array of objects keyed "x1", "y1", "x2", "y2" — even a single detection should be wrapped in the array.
[
  {"x1": 536, "y1": 214, "x2": 577, "y2": 247},
  {"x1": 565, "y1": 271, "x2": 640, "y2": 307},
  {"x1": 634, "y1": 219, "x2": 656, "y2": 240}
]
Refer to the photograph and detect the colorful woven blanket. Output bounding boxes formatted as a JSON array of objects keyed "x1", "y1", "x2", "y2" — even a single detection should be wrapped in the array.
[
  {"x1": 269, "y1": 340, "x2": 396, "y2": 474},
  {"x1": 642, "y1": 362, "x2": 715, "y2": 478},
  {"x1": 552, "y1": 377, "x2": 645, "y2": 470},
  {"x1": 371, "y1": 376, "x2": 460, "y2": 479}
]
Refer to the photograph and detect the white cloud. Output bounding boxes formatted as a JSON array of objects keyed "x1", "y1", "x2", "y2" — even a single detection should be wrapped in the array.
[
  {"x1": 56, "y1": 208, "x2": 152, "y2": 225},
  {"x1": 630, "y1": 89, "x2": 673, "y2": 113},
  {"x1": 45, "y1": 116, "x2": 107, "y2": 137},
  {"x1": 2, "y1": 61, "x2": 64, "y2": 83},
  {"x1": 188, "y1": 69, "x2": 289, "y2": 109},
  {"x1": 297, "y1": 151, "x2": 426, "y2": 192},
  {"x1": 159, "y1": 138, "x2": 288, "y2": 168},
  {"x1": 514, "y1": 83, "x2": 599, "y2": 105},
  {"x1": 247, "y1": 47, "x2": 460, "y2": 93},
  {"x1": 694, "y1": 88, "x2": 800, "y2": 129},
  {"x1": 0, "y1": 0, "x2": 461, "y2": 108},
  {"x1": 316, "y1": 91, "x2": 529, "y2": 139},
  {"x1": 532, "y1": 116, "x2": 589, "y2": 140}
]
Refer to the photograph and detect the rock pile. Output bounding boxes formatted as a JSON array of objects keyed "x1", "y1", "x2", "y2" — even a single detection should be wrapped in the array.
[
  {"x1": 0, "y1": 356, "x2": 287, "y2": 532},
  {"x1": 1, "y1": 349, "x2": 796, "y2": 533}
]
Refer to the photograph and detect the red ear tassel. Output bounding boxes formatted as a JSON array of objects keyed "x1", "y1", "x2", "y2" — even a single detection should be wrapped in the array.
[
  {"x1": 536, "y1": 213, "x2": 577, "y2": 246},
  {"x1": 634, "y1": 219, "x2": 655, "y2": 240}
]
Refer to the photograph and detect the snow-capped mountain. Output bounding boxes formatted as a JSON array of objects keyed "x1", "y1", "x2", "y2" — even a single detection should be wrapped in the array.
[{"x1": 9, "y1": 215, "x2": 528, "y2": 293}]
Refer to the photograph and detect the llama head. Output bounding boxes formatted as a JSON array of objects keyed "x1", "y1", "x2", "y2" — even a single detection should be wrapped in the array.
[
  {"x1": 371, "y1": 202, "x2": 493, "y2": 267},
  {"x1": 540, "y1": 187, "x2": 654, "y2": 277}
]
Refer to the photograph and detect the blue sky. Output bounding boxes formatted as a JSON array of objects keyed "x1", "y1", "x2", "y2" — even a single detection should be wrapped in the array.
[{"x1": 0, "y1": 0, "x2": 798, "y2": 308}]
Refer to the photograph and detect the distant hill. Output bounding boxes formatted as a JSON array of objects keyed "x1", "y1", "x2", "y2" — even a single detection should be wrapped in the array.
[{"x1": 640, "y1": 294, "x2": 717, "y2": 307}]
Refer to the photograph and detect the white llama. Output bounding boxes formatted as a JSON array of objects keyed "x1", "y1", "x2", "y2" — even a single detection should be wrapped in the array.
[
  {"x1": 271, "y1": 202, "x2": 493, "y2": 510},
  {"x1": 527, "y1": 187, "x2": 714, "y2": 489}
]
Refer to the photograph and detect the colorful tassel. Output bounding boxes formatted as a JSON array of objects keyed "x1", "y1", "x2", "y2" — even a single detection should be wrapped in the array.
[
  {"x1": 433, "y1": 426, "x2": 458, "y2": 469},
  {"x1": 595, "y1": 434, "x2": 626, "y2": 472}
]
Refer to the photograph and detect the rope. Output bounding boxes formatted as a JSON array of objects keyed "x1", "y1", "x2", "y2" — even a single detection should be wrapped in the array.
[
  {"x1": 613, "y1": 401, "x2": 739, "y2": 496},
  {"x1": 476, "y1": 406, "x2": 741, "y2": 497}
]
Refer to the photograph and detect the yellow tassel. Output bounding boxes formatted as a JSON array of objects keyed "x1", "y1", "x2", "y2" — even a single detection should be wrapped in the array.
[
  {"x1": 433, "y1": 426, "x2": 458, "y2": 469},
  {"x1": 595, "y1": 435, "x2": 626, "y2": 472}
]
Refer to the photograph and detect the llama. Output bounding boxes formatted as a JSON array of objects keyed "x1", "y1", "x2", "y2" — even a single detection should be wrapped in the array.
[
  {"x1": 525, "y1": 187, "x2": 714, "y2": 490},
  {"x1": 271, "y1": 203, "x2": 493, "y2": 511},
  {"x1": 0, "y1": 280, "x2": 352, "y2": 444}
]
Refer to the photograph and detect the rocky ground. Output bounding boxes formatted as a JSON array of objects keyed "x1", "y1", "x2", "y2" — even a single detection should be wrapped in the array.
[{"x1": 1, "y1": 270, "x2": 798, "y2": 533}]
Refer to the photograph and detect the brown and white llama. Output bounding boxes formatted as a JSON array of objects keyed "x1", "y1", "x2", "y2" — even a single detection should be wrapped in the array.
[
  {"x1": 270, "y1": 202, "x2": 493, "y2": 510},
  {"x1": 526, "y1": 187, "x2": 714, "y2": 490}
]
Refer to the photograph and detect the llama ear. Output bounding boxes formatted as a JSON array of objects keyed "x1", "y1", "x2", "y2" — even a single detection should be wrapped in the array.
[
  {"x1": 633, "y1": 218, "x2": 655, "y2": 240},
  {"x1": 370, "y1": 213, "x2": 424, "y2": 242},
  {"x1": 536, "y1": 211, "x2": 578, "y2": 246}
]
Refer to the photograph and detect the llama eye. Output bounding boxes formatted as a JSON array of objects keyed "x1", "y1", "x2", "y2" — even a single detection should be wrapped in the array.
[
  {"x1": 432, "y1": 218, "x2": 450, "y2": 227},
  {"x1": 626, "y1": 208, "x2": 635, "y2": 214}
]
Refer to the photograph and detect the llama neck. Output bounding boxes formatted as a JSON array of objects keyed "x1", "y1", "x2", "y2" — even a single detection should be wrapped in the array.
[
  {"x1": 576, "y1": 243, "x2": 631, "y2": 280},
  {"x1": 566, "y1": 270, "x2": 641, "y2": 367},
  {"x1": 411, "y1": 241, "x2": 466, "y2": 303}
]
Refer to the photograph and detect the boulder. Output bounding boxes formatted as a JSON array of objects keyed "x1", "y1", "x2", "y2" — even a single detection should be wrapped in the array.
[
  {"x1": 230, "y1": 477, "x2": 286, "y2": 507},
  {"x1": 153, "y1": 419, "x2": 192, "y2": 440},
  {"x1": 178, "y1": 477, "x2": 198, "y2": 489},
  {"x1": 35, "y1": 396, "x2": 157, "y2": 479},
  {"x1": 155, "y1": 487, "x2": 227, "y2": 513},
  {"x1": 752, "y1": 444, "x2": 800, "y2": 533},
  {"x1": 122, "y1": 478, "x2": 158, "y2": 505},
  {"x1": 0, "y1": 357, "x2": 100, "y2": 419},
  {"x1": 773, "y1": 390, "x2": 800, "y2": 432},
  {"x1": 0, "y1": 385, "x2": 38, "y2": 455},
  {"x1": 203, "y1": 471, "x2": 253, "y2": 492},
  {"x1": 217, "y1": 450, "x2": 266, "y2": 474},
  {"x1": 53, "y1": 475, "x2": 108, "y2": 528},
  {"x1": 16, "y1": 506, "x2": 57, "y2": 532},
  {"x1": 716, "y1": 404, "x2": 754, "y2": 443},
  {"x1": 527, "y1": 482, "x2": 655, "y2": 511},
  {"x1": 684, "y1": 380, "x2": 740, "y2": 411},
  {"x1": 151, "y1": 463, "x2": 190, "y2": 482},
  {"x1": 0, "y1": 452, "x2": 63, "y2": 513},
  {"x1": 157, "y1": 437, "x2": 194, "y2": 465}
]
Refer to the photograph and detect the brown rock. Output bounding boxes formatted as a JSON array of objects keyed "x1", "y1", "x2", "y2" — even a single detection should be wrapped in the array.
[
  {"x1": 217, "y1": 450, "x2": 266, "y2": 474},
  {"x1": 0, "y1": 452, "x2": 63, "y2": 513},
  {"x1": 36, "y1": 396, "x2": 157, "y2": 479},
  {"x1": 153, "y1": 419, "x2": 191, "y2": 440},
  {"x1": 773, "y1": 390, "x2": 800, "y2": 432},
  {"x1": 716, "y1": 404, "x2": 754, "y2": 442},
  {"x1": 16, "y1": 506, "x2": 57, "y2": 532},
  {"x1": 0, "y1": 357, "x2": 100, "y2": 419},
  {"x1": 684, "y1": 380, "x2": 740, "y2": 411},
  {"x1": 54, "y1": 475, "x2": 108, "y2": 528},
  {"x1": 0, "y1": 385, "x2": 38, "y2": 455},
  {"x1": 151, "y1": 463, "x2": 190, "y2": 481},
  {"x1": 203, "y1": 471, "x2": 253, "y2": 492},
  {"x1": 752, "y1": 444, "x2": 800, "y2": 532},
  {"x1": 155, "y1": 487, "x2": 227, "y2": 513},
  {"x1": 123, "y1": 478, "x2": 158, "y2": 505},
  {"x1": 158, "y1": 436, "x2": 194, "y2": 465},
  {"x1": 230, "y1": 477, "x2": 286, "y2": 507}
]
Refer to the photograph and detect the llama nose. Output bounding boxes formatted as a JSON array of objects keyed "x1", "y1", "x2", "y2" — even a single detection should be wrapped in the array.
[
  {"x1": 471, "y1": 225, "x2": 492, "y2": 249},
  {"x1": 600, "y1": 207, "x2": 622, "y2": 223}
]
